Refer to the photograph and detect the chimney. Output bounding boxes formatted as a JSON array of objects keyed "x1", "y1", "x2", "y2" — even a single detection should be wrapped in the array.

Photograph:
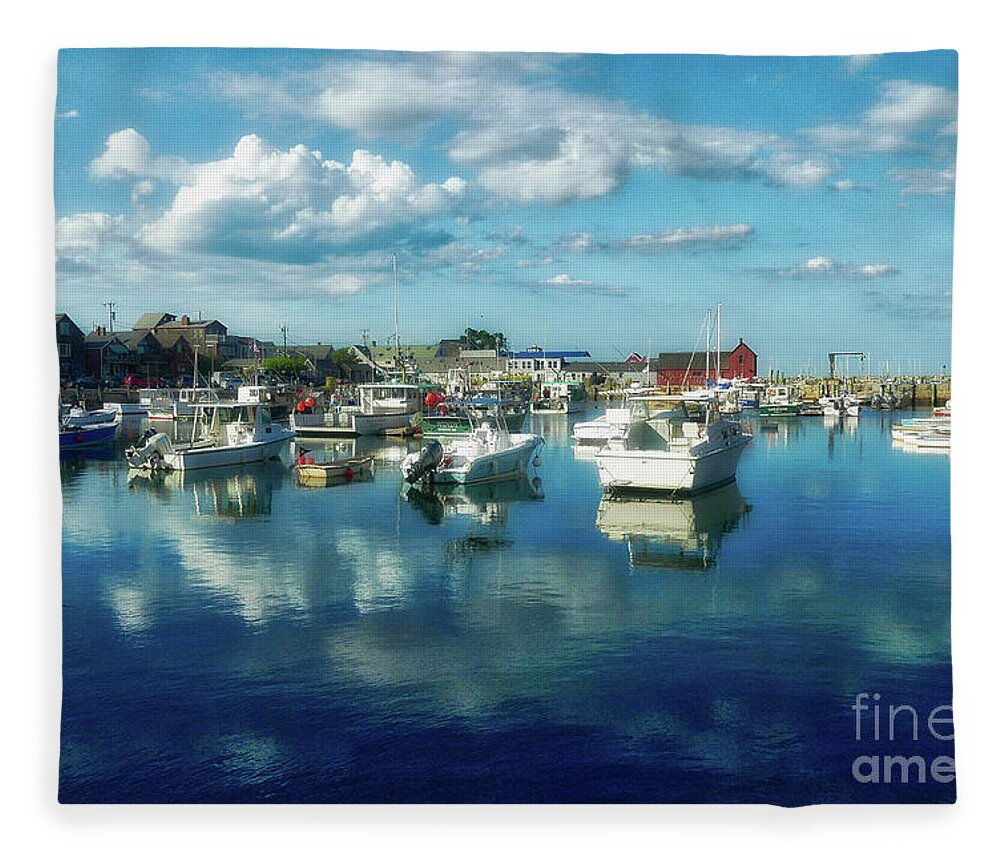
[{"x1": 181, "y1": 314, "x2": 191, "y2": 326}]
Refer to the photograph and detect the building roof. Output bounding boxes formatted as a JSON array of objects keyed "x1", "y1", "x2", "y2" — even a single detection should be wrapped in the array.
[
  {"x1": 564, "y1": 361, "x2": 656, "y2": 375},
  {"x1": 133, "y1": 312, "x2": 176, "y2": 330},
  {"x1": 285, "y1": 344, "x2": 334, "y2": 361},
  {"x1": 509, "y1": 349, "x2": 591, "y2": 359},
  {"x1": 657, "y1": 349, "x2": 738, "y2": 370}
]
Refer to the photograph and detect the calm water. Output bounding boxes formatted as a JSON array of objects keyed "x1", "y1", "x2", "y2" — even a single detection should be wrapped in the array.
[{"x1": 59, "y1": 410, "x2": 953, "y2": 804}]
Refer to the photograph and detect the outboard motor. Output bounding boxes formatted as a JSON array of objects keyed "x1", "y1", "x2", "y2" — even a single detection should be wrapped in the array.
[
  {"x1": 401, "y1": 439, "x2": 444, "y2": 484},
  {"x1": 125, "y1": 431, "x2": 173, "y2": 470}
]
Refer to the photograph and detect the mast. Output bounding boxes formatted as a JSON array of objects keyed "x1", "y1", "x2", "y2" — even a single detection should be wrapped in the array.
[
  {"x1": 716, "y1": 302, "x2": 722, "y2": 382},
  {"x1": 392, "y1": 252, "x2": 404, "y2": 383},
  {"x1": 705, "y1": 308, "x2": 711, "y2": 388}
]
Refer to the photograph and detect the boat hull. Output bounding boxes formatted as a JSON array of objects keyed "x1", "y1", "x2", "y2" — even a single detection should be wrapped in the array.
[
  {"x1": 532, "y1": 400, "x2": 585, "y2": 414},
  {"x1": 426, "y1": 436, "x2": 542, "y2": 484},
  {"x1": 595, "y1": 436, "x2": 750, "y2": 493},
  {"x1": 758, "y1": 404, "x2": 800, "y2": 416},
  {"x1": 59, "y1": 423, "x2": 118, "y2": 449},
  {"x1": 291, "y1": 411, "x2": 416, "y2": 436},
  {"x1": 164, "y1": 431, "x2": 293, "y2": 471}
]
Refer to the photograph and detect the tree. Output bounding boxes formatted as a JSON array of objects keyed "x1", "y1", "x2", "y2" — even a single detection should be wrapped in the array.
[
  {"x1": 459, "y1": 328, "x2": 508, "y2": 352},
  {"x1": 330, "y1": 347, "x2": 355, "y2": 366},
  {"x1": 261, "y1": 356, "x2": 307, "y2": 377}
]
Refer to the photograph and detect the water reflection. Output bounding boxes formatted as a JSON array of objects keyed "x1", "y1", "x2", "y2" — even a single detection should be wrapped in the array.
[
  {"x1": 127, "y1": 463, "x2": 283, "y2": 518},
  {"x1": 405, "y1": 475, "x2": 544, "y2": 525},
  {"x1": 596, "y1": 482, "x2": 750, "y2": 570}
]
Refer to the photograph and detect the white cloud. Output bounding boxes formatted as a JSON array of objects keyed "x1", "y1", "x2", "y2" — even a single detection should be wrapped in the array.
[
  {"x1": 803, "y1": 80, "x2": 957, "y2": 155},
  {"x1": 138, "y1": 134, "x2": 470, "y2": 261},
  {"x1": 89, "y1": 128, "x2": 191, "y2": 183},
  {"x1": 888, "y1": 166, "x2": 956, "y2": 195},
  {"x1": 56, "y1": 109, "x2": 79, "y2": 119},
  {"x1": 767, "y1": 256, "x2": 899, "y2": 278},
  {"x1": 844, "y1": 55, "x2": 876, "y2": 75},
  {"x1": 616, "y1": 224, "x2": 754, "y2": 251},
  {"x1": 55, "y1": 212, "x2": 122, "y2": 256},
  {"x1": 557, "y1": 224, "x2": 753, "y2": 253},
  {"x1": 544, "y1": 273, "x2": 589, "y2": 286},
  {"x1": 214, "y1": 55, "x2": 839, "y2": 204}
]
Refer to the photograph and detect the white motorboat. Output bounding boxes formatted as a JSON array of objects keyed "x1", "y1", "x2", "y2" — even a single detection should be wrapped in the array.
[
  {"x1": 572, "y1": 406, "x2": 634, "y2": 444},
  {"x1": 125, "y1": 402, "x2": 294, "y2": 472},
  {"x1": 532, "y1": 381, "x2": 587, "y2": 414},
  {"x1": 401, "y1": 416, "x2": 544, "y2": 485},
  {"x1": 60, "y1": 405, "x2": 119, "y2": 428},
  {"x1": 594, "y1": 398, "x2": 752, "y2": 493},
  {"x1": 290, "y1": 382, "x2": 424, "y2": 436},
  {"x1": 102, "y1": 400, "x2": 148, "y2": 417}
]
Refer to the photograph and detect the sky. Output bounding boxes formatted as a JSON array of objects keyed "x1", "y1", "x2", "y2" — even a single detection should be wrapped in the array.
[{"x1": 54, "y1": 49, "x2": 956, "y2": 372}]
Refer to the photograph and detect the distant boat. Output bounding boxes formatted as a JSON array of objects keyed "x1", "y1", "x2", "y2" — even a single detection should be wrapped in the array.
[
  {"x1": 60, "y1": 405, "x2": 119, "y2": 428},
  {"x1": 532, "y1": 381, "x2": 588, "y2": 414},
  {"x1": 296, "y1": 456, "x2": 375, "y2": 487},
  {"x1": 594, "y1": 397, "x2": 751, "y2": 493},
  {"x1": 758, "y1": 386, "x2": 801, "y2": 417},
  {"x1": 290, "y1": 382, "x2": 425, "y2": 436},
  {"x1": 125, "y1": 402, "x2": 293, "y2": 471}
]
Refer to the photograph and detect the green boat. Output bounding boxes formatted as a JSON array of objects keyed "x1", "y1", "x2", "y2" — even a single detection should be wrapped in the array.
[
  {"x1": 417, "y1": 398, "x2": 527, "y2": 437},
  {"x1": 757, "y1": 386, "x2": 801, "y2": 416}
]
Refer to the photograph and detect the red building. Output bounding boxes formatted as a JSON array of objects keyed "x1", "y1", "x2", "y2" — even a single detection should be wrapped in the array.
[{"x1": 656, "y1": 339, "x2": 757, "y2": 387}]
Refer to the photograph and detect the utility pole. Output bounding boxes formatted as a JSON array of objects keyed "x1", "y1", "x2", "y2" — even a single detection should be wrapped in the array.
[
  {"x1": 280, "y1": 323, "x2": 289, "y2": 353},
  {"x1": 102, "y1": 300, "x2": 116, "y2": 332}
]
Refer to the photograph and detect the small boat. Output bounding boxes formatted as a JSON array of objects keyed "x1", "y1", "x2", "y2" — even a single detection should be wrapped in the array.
[
  {"x1": 594, "y1": 397, "x2": 752, "y2": 494},
  {"x1": 531, "y1": 380, "x2": 588, "y2": 414},
  {"x1": 573, "y1": 406, "x2": 633, "y2": 444},
  {"x1": 401, "y1": 412, "x2": 544, "y2": 485},
  {"x1": 758, "y1": 386, "x2": 801, "y2": 416},
  {"x1": 934, "y1": 399, "x2": 952, "y2": 418},
  {"x1": 59, "y1": 421, "x2": 118, "y2": 449},
  {"x1": 125, "y1": 402, "x2": 294, "y2": 472},
  {"x1": 290, "y1": 382, "x2": 425, "y2": 437},
  {"x1": 60, "y1": 405, "x2": 119, "y2": 428},
  {"x1": 296, "y1": 456, "x2": 375, "y2": 486}
]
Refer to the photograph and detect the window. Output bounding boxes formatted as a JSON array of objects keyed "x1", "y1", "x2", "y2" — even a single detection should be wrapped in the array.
[{"x1": 58, "y1": 342, "x2": 71, "y2": 357}]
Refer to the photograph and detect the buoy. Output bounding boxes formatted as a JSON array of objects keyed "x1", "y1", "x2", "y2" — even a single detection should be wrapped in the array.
[
  {"x1": 532, "y1": 456, "x2": 541, "y2": 468},
  {"x1": 305, "y1": 397, "x2": 316, "y2": 408}
]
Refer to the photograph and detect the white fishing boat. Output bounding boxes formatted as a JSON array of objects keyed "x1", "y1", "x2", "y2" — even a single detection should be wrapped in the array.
[
  {"x1": 60, "y1": 405, "x2": 120, "y2": 428},
  {"x1": 125, "y1": 402, "x2": 294, "y2": 472},
  {"x1": 146, "y1": 385, "x2": 220, "y2": 420},
  {"x1": 594, "y1": 397, "x2": 752, "y2": 493},
  {"x1": 290, "y1": 382, "x2": 425, "y2": 436},
  {"x1": 102, "y1": 401, "x2": 148, "y2": 417},
  {"x1": 532, "y1": 380, "x2": 588, "y2": 414},
  {"x1": 572, "y1": 406, "x2": 634, "y2": 444},
  {"x1": 401, "y1": 413, "x2": 544, "y2": 485}
]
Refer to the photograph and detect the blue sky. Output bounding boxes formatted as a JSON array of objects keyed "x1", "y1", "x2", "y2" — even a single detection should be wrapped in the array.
[{"x1": 54, "y1": 49, "x2": 956, "y2": 371}]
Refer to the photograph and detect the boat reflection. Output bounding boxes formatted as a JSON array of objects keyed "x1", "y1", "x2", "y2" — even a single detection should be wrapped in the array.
[
  {"x1": 596, "y1": 481, "x2": 750, "y2": 571},
  {"x1": 127, "y1": 463, "x2": 284, "y2": 518},
  {"x1": 406, "y1": 475, "x2": 544, "y2": 525}
]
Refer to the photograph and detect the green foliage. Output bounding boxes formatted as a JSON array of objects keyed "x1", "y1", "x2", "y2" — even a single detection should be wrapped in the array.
[
  {"x1": 330, "y1": 348, "x2": 355, "y2": 366},
  {"x1": 458, "y1": 328, "x2": 508, "y2": 352},
  {"x1": 261, "y1": 356, "x2": 307, "y2": 376}
]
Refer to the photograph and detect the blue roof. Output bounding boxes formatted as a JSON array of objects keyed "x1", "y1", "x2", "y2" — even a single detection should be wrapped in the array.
[{"x1": 509, "y1": 350, "x2": 591, "y2": 359}]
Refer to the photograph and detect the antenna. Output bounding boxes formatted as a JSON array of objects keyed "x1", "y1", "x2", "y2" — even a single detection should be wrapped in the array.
[
  {"x1": 280, "y1": 323, "x2": 289, "y2": 351},
  {"x1": 102, "y1": 300, "x2": 116, "y2": 332}
]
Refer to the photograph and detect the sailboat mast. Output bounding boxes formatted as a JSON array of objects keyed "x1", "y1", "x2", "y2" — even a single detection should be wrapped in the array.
[
  {"x1": 705, "y1": 309, "x2": 711, "y2": 386},
  {"x1": 392, "y1": 252, "x2": 404, "y2": 382},
  {"x1": 716, "y1": 303, "x2": 722, "y2": 381}
]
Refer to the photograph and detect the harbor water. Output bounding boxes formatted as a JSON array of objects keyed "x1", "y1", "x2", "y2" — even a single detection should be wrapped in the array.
[{"x1": 59, "y1": 410, "x2": 953, "y2": 803}]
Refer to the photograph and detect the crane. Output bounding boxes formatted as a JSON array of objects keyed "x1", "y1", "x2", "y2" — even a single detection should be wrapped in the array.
[{"x1": 828, "y1": 352, "x2": 866, "y2": 378}]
